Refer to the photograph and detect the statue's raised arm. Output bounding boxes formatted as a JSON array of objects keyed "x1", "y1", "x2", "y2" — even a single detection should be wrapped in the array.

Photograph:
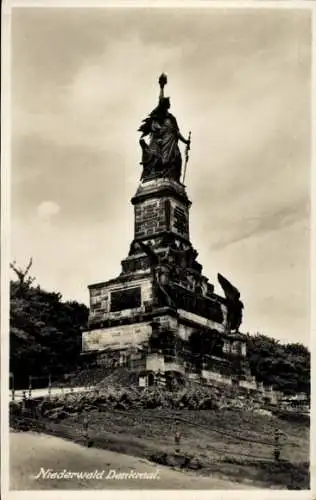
[{"x1": 138, "y1": 74, "x2": 191, "y2": 183}]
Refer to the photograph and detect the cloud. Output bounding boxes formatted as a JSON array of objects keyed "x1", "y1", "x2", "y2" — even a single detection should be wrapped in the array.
[
  {"x1": 36, "y1": 200, "x2": 60, "y2": 221},
  {"x1": 209, "y1": 197, "x2": 310, "y2": 250}
]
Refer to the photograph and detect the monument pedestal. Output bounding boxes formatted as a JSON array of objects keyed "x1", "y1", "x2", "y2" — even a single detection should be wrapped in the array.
[{"x1": 82, "y1": 177, "x2": 246, "y2": 372}]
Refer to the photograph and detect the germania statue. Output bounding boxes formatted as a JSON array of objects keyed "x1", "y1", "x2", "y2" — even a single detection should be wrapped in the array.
[{"x1": 138, "y1": 74, "x2": 191, "y2": 183}]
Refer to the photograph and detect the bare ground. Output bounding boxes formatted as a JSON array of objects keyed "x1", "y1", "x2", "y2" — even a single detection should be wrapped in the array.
[
  {"x1": 10, "y1": 405, "x2": 310, "y2": 489},
  {"x1": 10, "y1": 431, "x2": 257, "y2": 490}
]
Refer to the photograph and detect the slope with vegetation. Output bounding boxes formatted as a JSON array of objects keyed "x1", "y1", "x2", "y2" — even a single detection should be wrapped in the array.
[
  {"x1": 10, "y1": 259, "x2": 88, "y2": 389},
  {"x1": 9, "y1": 259, "x2": 310, "y2": 396}
]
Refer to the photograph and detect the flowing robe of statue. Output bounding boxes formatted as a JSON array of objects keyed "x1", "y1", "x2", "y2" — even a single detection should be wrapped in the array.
[
  {"x1": 139, "y1": 93, "x2": 189, "y2": 182},
  {"x1": 159, "y1": 113, "x2": 182, "y2": 178}
]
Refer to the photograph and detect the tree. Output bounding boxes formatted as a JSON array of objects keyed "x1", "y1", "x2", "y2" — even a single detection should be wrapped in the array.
[
  {"x1": 10, "y1": 263, "x2": 89, "y2": 388},
  {"x1": 10, "y1": 258, "x2": 35, "y2": 296},
  {"x1": 245, "y1": 333, "x2": 310, "y2": 395}
]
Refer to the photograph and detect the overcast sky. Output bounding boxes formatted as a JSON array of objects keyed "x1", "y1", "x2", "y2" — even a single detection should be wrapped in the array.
[{"x1": 11, "y1": 7, "x2": 311, "y2": 346}]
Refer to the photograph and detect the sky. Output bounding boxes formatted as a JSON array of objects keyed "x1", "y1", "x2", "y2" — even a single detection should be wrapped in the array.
[{"x1": 10, "y1": 7, "x2": 311, "y2": 345}]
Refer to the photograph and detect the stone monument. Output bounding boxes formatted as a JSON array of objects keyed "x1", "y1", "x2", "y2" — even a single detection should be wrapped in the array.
[{"x1": 82, "y1": 75, "x2": 248, "y2": 380}]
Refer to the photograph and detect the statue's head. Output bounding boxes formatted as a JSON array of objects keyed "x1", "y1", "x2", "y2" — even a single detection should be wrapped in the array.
[
  {"x1": 161, "y1": 97, "x2": 171, "y2": 110},
  {"x1": 149, "y1": 96, "x2": 171, "y2": 119}
]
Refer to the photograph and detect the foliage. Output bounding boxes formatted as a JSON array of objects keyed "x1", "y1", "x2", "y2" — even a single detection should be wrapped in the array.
[
  {"x1": 245, "y1": 333, "x2": 310, "y2": 395},
  {"x1": 10, "y1": 279, "x2": 89, "y2": 389}
]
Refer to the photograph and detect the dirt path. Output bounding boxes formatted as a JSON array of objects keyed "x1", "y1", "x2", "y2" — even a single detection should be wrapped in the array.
[{"x1": 10, "y1": 432, "x2": 256, "y2": 490}]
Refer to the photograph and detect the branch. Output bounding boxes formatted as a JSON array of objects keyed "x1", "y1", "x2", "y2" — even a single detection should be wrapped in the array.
[
  {"x1": 25, "y1": 257, "x2": 33, "y2": 277},
  {"x1": 10, "y1": 257, "x2": 34, "y2": 286},
  {"x1": 10, "y1": 261, "x2": 25, "y2": 282}
]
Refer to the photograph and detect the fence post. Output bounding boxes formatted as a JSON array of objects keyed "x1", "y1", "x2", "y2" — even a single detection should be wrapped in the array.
[
  {"x1": 48, "y1": 373, "x2": 52, "y2": 399},
  {"x1": 274, "y1": 428, "x2": 282, "y2": 461},
  {"x1": 10, "y1": 373, "x2": 15, "y2": 400},
  {"x1": 28, "y1": 376, "x2": 32, "y2": 399},
  {"x1": 174, "y1": 420, "x2": 181, "y2": 453},
  {"x1": 83, "y1": 415, "x2": 89, "y2": 443}
]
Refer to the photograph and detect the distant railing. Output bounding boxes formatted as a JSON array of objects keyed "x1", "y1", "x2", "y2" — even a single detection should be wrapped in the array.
[{"x1": 10, "y1": 386, "x2": 92, "y2": 401}]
